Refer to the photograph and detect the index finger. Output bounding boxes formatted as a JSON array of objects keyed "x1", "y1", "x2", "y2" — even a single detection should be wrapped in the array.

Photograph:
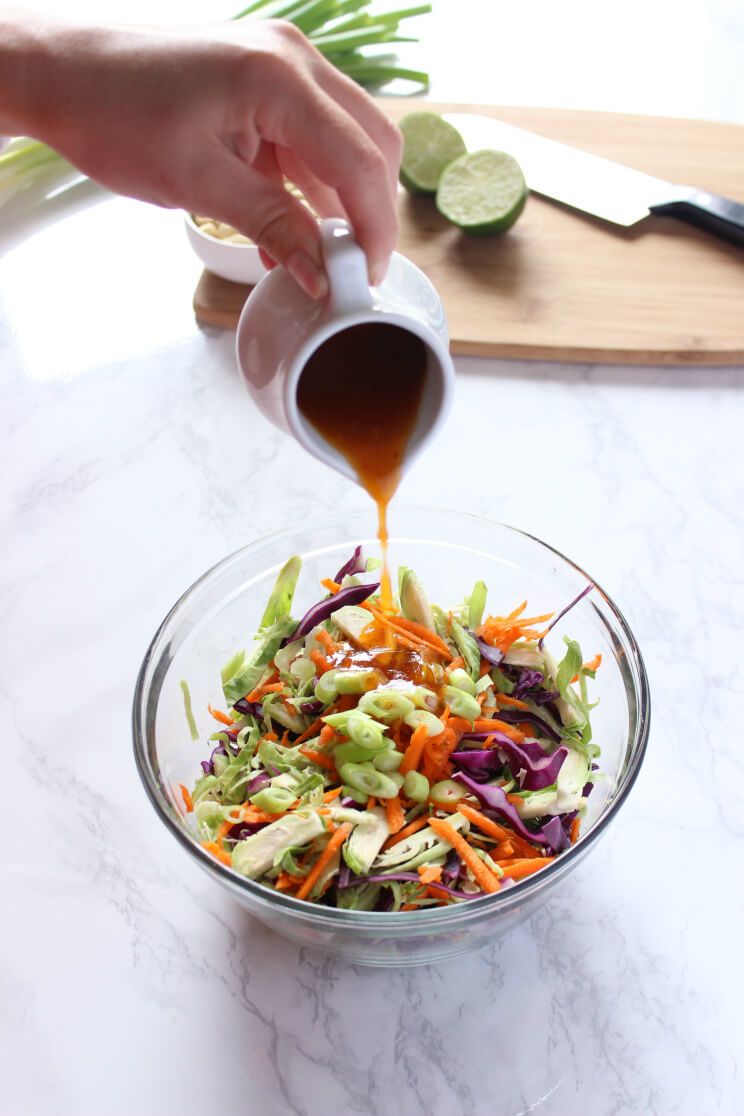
[{"x1": 262, "y1": 82, "x2": 398, "y2": 284}]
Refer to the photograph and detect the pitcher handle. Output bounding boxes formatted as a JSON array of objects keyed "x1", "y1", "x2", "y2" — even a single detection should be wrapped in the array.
[{"x1": 320, "y1": 218, "x2": 374, "y2": 314}]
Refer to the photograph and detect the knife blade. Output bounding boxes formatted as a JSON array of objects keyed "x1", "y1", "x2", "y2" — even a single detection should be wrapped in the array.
[{"x1": 443, "y1": 112, "x2": 744, "y2": 246}]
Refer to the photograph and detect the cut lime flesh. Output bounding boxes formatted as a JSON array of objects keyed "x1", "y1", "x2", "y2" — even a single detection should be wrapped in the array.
[
  {"x1": 399, "y1": 112, "x2": 467, "y2": 195},
  {"x1": 436, "y1": 150, "x2": 527, "y2": 235}
]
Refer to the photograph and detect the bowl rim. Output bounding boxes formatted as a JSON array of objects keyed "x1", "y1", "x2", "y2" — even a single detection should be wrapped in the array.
[{"x1": 132, "y1": 507, "x2": 651, "y2": 926}]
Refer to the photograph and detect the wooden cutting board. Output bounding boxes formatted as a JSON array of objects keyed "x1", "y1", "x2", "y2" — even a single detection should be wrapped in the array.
[{"x1": 193, "y1": 101, "x2": 744, "y2": 365}]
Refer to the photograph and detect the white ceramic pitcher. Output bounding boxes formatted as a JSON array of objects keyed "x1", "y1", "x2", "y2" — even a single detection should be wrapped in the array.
[{"x1": 235, "y1": 218, "x2": 454, "y2": 485}]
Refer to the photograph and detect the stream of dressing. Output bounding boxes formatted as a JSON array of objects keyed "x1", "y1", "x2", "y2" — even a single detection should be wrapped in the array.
[{"x1": 297, "y1": 322, "x2": 427, "y2": 610}]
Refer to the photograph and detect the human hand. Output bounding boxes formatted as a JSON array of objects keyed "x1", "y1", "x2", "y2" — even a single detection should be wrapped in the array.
[{"x1": 5, "y1": 13, "x2": 402, "y2": 297}]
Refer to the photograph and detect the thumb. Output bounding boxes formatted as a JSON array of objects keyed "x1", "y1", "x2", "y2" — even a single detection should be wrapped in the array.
[{"x1": 201, "y1": 152, "x2": 328, "y2": 299}]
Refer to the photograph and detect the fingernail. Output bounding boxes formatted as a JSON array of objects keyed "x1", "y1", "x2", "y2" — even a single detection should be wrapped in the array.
[
  {"x1": 287, "y1": 251, "x2": 329, "y2": 300},
  {"x1": 370, "y1": 259, "x2": 388, "y2": 287}
]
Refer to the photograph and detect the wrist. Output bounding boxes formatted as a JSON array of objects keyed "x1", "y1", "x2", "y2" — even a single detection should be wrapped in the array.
[{"x1": 0, "y1": 9, "x2": 92, "y2": 142}]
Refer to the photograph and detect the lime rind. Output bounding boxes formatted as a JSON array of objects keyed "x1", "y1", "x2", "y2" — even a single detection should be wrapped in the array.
[
  {"x1": 399, "y1": 111, "x2": 467, "y2": 195},
  {"x1": 435, "y1": 149, "x2": 528, "y2": 236}
]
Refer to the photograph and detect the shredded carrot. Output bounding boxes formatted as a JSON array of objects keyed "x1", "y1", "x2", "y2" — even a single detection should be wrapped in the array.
[
  {"x1": 239, "y1": 805, "x2": 288, "y2": 823},
  {"x1": 381, "y1": 815, "x2": 429, "y2": 850},
  {"x1": 179, "y1": 783, "x2": 194, "y2": 813},
  {"x1": 571, "y1": 653, "x2": 602, "y2": 682},
  {"x1": 299, "y1": 745, "x2": 336, "y2": 771},
  {"x1": 449, "y1": 716, "x2": 526, "y2": 744},
  {"x1": 363, "y1": 602, "x2": 453, "y2": 660},
  {"x1": 399, "y1": 722, "x2": 429, "y2": 775},
  {"x1": 449, "y1": 656, "x2": 465, "y2": 671},
  {"x1": 506, "y1": 793, "x2": 524, "y2": 809},
  {"x1": 245, "y1": 671, "x2": 280, "y2": 702},
  {"x1": 202, "y1": 841, "x2": 232, "y2": 867},
  {"x1": 494, "y1": 840, "x2": 515, "y2": 859},
  {"x1": 477, "y1": 691, "x2": 489, "y2": 707},
  {"x1": 457, "y1": 803, "x2": 512, "y2": 842},
  {"x1": 207, "y1": 704, "x2": 234, "y2": 727},
  {"x1": 428, "y1": 798, "x2": 465, "y2": 812},
  {"x1": 319, "y1": 724, "x2": 339, "y2": 746},
  {"x1": 418, "y1": 864, "x2": 443, "y2": 884},
  {"x1": 476, "y1": 602, "x2": 555, "y2": 654},
  {"x1": 498, "y1": 857, "x2": 553, "y2": 881},
  {"x1": 293, "y1": 718, "x2": 324, "y2": 747},
  {"x1": 264, "y1": 730, "x2": 278, "y2": 742},
  {"x1": 570, "y1": 817, "x2": 581, "y2": 844},
  {"x1": 295, "y1": 823, "x2": 352, "y2": 901},
  {"x1": 400, "y1": 903, "x2": 419, "y2": 911},
  {"x1": 427, "y1": 817, "x2": 501, "y2": 894},
  {"x1": 385, "y1": 795, "x2": 406, "y2": 834},
  {"x1": 479, "y1": 659, "x2": 492, "y2": 678},
  {"x1": 321, "y1": 578, "x2": 341, "y2": 594},
  {"x1": 423, "y1": 725, "x2": 460, "y2": 783},
  {"x1": 457, "y1": 803, "x2": 539, "y2": 858},
  {"x1": 367, "y1": 796, "x2": 377, "y2": 811},
  {"x1": 424, "y1": 885, "x2": 451, "y2": 903},
  {"x1": 323, "y1": 786, "x2": 343, "y2": 802},
  {"x1": 495, "y1": 693, "x2": 530, "y2": 710},
  {"x1": 310, "y1": 648, "x2": 333, "y2": 675},
  {"x1": 274, "y1": 870, "x2": 305, "y2": 891},
  {"x1": 315, "y1": 629, "x2": 338, "y2": 653}
]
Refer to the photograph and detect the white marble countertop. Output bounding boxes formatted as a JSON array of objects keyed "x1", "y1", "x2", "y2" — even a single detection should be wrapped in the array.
[{"x1": 2, "y1": 3, "x2": 743, "y2": 1114}]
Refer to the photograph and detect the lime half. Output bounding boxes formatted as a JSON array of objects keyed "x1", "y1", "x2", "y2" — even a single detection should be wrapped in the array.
[
  {"x1": 399, "y1": 112, "x2": 467, "y2": 195},
  {"x1": 436, "y1": 150, "x2": 527, "y2": 236}
]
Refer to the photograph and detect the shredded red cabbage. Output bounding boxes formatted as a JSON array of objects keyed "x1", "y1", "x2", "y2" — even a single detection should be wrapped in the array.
[
  {"x1": 227, "y1": 821, "x2": 266, "y2": 841},
  {"x1": 474, "y1": 635, "x2": 504, "y2": 666},
  {"x1": 337, "y1": 871, "x2": 483, "y2": 900},
  {"x1": 452, "y1": 740, "x2": 567, "y2": 791},
  {"x1": 513, "y1": 668, "x2": 544, "y2": 699},
  {"x1": 491, "y1": 707, "x2": 562, "y2": 744},
  {"x1": 541, "y1": 815, "x2": 571, "y2": 853},
  {"x1": 333, "y1": 545, "x2": 366, "y2": 583},
  {"x1": 291, "y1": 581, "x2": 379, "y2": 640},
  {"x1": 453, "y1": 771, "x2": 551, "y2": 846},
  {"x1": 232, "y1": 698, "x2": 264, "y2": 718},
  {"x1": 537, "y1": 583, "x2": 594, "y2": 650},
  {"x1": 299, "y1": 699, "x2": 323, "y2": 716},
  {"x1": 245, "y1": 771, "x2": 270, "y2": 796}
]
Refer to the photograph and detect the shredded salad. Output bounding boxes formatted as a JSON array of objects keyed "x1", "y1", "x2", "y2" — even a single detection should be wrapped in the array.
[{"x1": 180, "y1": 548, "x2": 601, "y2": 911}]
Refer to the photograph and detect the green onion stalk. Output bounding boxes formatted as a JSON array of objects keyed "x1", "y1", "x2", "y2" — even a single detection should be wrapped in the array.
[{"x1": 0, "y1": 0, "x2": 430, "y2": 210}]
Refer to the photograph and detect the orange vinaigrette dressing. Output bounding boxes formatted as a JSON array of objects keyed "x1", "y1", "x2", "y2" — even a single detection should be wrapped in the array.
[{"x1": 296, "y1": 322, "x2": 427, "y2": 612}]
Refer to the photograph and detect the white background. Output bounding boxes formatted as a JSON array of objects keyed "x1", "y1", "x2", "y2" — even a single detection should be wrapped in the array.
[{"x1": 1, "y1": 3, "x2": 743, "y2": 1115}]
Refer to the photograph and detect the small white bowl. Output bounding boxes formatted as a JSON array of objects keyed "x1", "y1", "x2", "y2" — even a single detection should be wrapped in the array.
[{"x1": 183, "y1": 212, "x2": 267, "y2": 286}]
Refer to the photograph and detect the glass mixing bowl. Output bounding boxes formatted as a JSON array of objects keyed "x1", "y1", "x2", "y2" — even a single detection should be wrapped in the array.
[{"x1": 133, "y1": 507, "x2": 649, "y2": 967}]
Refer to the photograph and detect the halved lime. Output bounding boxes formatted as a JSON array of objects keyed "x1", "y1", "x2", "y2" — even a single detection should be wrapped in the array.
[
  {"x1": 399, "y1": 112, "x2": 467, "y2": 195},
  {"x1": 436, "y1": 150, "x2": 528, "y2": 236}
]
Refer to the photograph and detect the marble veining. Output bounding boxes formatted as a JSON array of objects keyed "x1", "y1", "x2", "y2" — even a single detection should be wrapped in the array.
[{"x1": 2, "y1": 4, "x2": 744, "y2": 1110}]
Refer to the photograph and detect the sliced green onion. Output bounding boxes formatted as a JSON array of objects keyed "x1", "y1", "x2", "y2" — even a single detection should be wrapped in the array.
[
  {"x1": 249, "y1": 786, "x2": 297, "y2": 813},
  {"x1": 372, "y1": 748, "x2": 403, "y2": 772},
  {"x1": 314, "y1": 669, "x2": 338, "y2": 704},
  {"x1": 338, "y1": 761, "x2": 400, "y2": 799},
  {"x1": 448, "y1": 667, "x2": 477, "y2": 696},
  {"x1": 429, "y1": 779, "x2": 464, "y2": 805},
  {"x1": 442, "y1": 686, "x2": 481, "y2": 722},
  {"x1": 334, "y1": 668, "x2": 379, "y2": 695},
  {"x1": 358, "y1": 688, "x2": 415, "y2": 723},
  {"x1": 403, "y1": 770, "x2": 429, "y2": 802},
  {"x1": 403, "y1": 709, "x2": 444, "y2": 737}
]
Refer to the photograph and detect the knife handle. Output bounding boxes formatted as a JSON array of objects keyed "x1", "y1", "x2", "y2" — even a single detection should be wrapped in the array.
[{"x1": 650, "y1": 188, "x2": 744, "y2": 247}]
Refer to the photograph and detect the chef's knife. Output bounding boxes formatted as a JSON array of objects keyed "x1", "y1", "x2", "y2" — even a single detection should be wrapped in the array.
[{"x1": 443, "y1": 112, "x2": 744, "y2": 247}]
